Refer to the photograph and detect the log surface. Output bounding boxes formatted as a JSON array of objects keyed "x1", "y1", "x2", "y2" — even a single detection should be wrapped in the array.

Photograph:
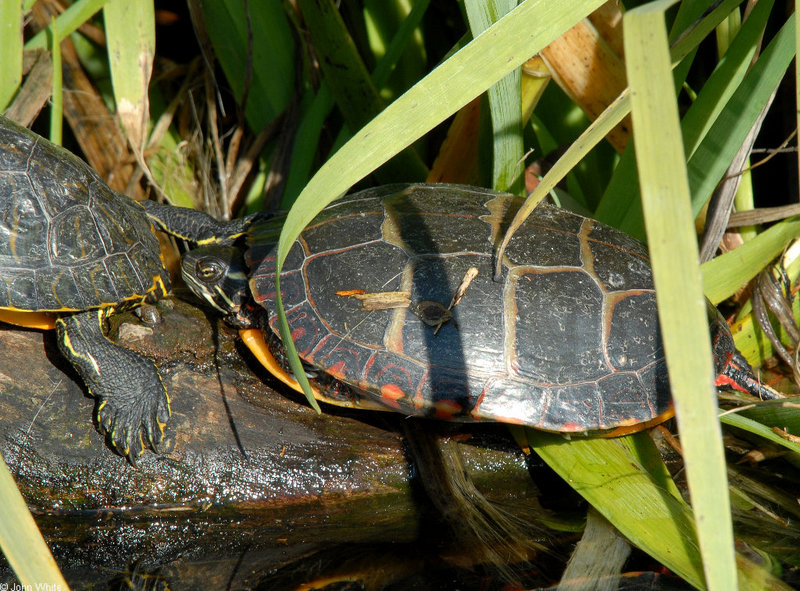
[{"x1": 0, "y1": 298, "x2": 535, "y2": 588}]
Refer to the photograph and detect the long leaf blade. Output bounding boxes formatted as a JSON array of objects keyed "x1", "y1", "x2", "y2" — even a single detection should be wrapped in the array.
[{"x1": 625, "y1": 2, "x2": 735, "y2": 589}]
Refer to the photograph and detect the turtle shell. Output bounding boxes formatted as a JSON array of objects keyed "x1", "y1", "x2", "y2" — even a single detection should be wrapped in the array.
[
  {"x1": 246, "y1": 184, "x2": 670, "y2": 433},
  {"x1": 0, "y1": 117, "x2": 168, "y2": 312}
]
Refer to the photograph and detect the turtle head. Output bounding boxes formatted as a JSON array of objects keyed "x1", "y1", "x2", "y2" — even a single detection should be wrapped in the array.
[{"x1": 181, "y1": 246, "x2": 254, "y2": 328}]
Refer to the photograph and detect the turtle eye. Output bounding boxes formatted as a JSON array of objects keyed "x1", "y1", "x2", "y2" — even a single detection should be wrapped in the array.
[{"x1": 196, "y1": 258, "x2": 225, "y2": 283}]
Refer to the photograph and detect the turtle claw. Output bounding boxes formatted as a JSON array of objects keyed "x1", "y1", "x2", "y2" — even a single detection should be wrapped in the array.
[
  {"x1": 96, "y1": 386, "x2": 171, "y2": 462},
  {"x1": 56, "y1": 311, "x2": 172, "y2": 462}
]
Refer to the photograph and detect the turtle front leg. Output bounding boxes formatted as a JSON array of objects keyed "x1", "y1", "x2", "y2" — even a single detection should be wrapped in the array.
[{"x1": 55, "y1": 309, "x2": 171, "y2": 462}]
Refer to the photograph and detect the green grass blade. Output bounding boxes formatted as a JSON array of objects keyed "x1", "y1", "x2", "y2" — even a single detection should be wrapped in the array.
[
  {"x1": 686, "y1": 12, "x2": 795, "y2": 216},
  {"x1": 282, "y1": 88, "x2": 335, "y2": 208},
  {"x1": 104, "y1": 0, "x2": 155, "y2": 148},
  {"x1": 0, "y1": 452, "x2": 68, "y2": 588},
  {"x1": 284, "y1": 1, "x2": 430, "y2": 206},
  {"x1": 464, "y1": 0, "x2": 523, "y2": 193},
  {"x1": 298, "y1": 0, "x2": 383, "y2": 133},
  {"x1": 529, "y1": 431, "x2": 791, "y2": 590},
  {"x1": 681, "y1": 0, "x2": 775, "y2": 160},
  {"x1": 670, "y1": 0, "x2": 747, "y2": 62},
  {"x1": 625, "y1": 2, "x2": 735, "y2": 589},
  {"x1": 275, "y1": 0, "x2": 607, "y2": 409},
  {"x1": 199, "y1": 0, "x2": 293, "y2": 130},
  {"x1": 595, "y1": 0, "x2": 777, "y2": 238},
  {"x1": 720, "y1": 409, "x2": 800, "y2": 454},
  {"x1": 25, "y1": 0, "x2": 108, "y2": 50},
  {"x1": 367, "y1": 0, "x2": 429, "y2": 91},
  {"x1": 797, "y1": 3, "x2": 800, "y2": 183},
  {"x1": 701, "y1": 218, "x2": 800, "y2": 305},
  {"x1": 0, "y1": 0, "x2": 22, "y2": 111},
  {"x1": 529, "y1": 431, "x2": 705, "y2": 588},
  {"x1": 298, "y1": 0, "x2": 427, "y2": 182},
  {"x1": 598, "y1": 3, "x2": 788, "y2": 236},
  {"x1": 49, "y1": 16, "x2": 62, "y2": 145}
]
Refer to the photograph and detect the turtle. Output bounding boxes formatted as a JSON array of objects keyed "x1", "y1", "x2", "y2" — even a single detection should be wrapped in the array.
[
  {"x1": 0, "y1": 115, "x2": 253, "y2": 461},
  {"x1": 180, "y1": 183, "x2": 781, "y2": 434}
]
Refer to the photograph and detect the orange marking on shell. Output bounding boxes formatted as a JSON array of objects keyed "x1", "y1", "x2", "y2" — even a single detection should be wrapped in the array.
[
  {"x1": 0, "y1": 309, "x2": 57, "y2": 330},
  {"x1": 433, "y1": 400, "x2": 462, "y2": 419},
  {"x1": 379, "y1": 384, "x2": 405, "y2": 409},
  {"x1": 326, "y1": 361, "x2": 347, "y2": 380},
  {"x1": 598, "y1": 407, "x2": 675, "y2": 437}
]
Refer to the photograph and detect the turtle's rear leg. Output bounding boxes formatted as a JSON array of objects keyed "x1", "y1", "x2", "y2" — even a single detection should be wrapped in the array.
[{"x1": 56, "y1": 309, "x2": 171, "y2": 462}]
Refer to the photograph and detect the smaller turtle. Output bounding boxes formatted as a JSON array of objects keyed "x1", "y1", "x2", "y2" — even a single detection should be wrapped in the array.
[
  {"x1": 0, "y1": 115, "x2": 252, "y2": 461},
  {"x1": 181, "y1": 184, "x2": 781, "y2": 434}
]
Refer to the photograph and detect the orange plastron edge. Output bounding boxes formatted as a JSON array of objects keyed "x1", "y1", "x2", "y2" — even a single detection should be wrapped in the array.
[{"x1": 0, "y1": 309, "x2": 58, "y2": 330}]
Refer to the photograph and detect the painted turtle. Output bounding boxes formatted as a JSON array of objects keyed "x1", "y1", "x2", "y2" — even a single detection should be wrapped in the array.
[
  {"x1": 0, "y1": 115, "x2": 252, "y2": 460},
  {"x1": 182, "y1": 184, "x2": 780, "y2": 433}
]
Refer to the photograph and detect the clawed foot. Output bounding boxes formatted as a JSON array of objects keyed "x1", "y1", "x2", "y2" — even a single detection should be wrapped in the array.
[
  {"x1": 56, "y1": 311, "x2": 172, "y2": 464},
  {"x1": 96, "y1": 385, "x2": 171, "y2": 463}
]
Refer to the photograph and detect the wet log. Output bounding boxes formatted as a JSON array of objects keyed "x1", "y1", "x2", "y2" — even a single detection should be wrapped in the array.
[{"x1": 0, "y1": 297, "x2": 539, "y2": 588}]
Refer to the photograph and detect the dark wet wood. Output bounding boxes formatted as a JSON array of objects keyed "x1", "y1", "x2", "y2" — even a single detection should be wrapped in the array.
[
  {"x1": 0, "y1": 298, "x2": 416, "y2": 505},
  {"x1": 0, "y1": 297, "x2": 538, "y2": 587}
]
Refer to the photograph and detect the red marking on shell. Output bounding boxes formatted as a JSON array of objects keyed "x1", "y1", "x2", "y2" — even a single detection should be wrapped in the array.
[
  {"x1": 327, "y1": 360, "x2": 347, "y2": 380},
  {"x1": 362, "y1": 352, "x2": 380, "y2": 384},
  {"x1": 714, "y1": 374, "x2": 740, "y2": 391},
  {"x1": 379, "y1": 384, "x2": 405, "y2": 409}
]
